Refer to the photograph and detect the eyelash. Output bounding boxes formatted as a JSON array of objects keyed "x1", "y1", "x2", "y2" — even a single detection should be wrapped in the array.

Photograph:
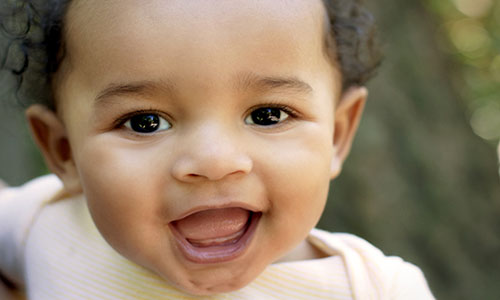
[
  {"x1": 248, "y1": 103, "x2": 298, "y2": 117},
  {"x1": 113, "y1": 109, "x2": 169, "y2": 129},
  {"x1": 245, "y1": 103, "x2": 300, "y2": 123}
]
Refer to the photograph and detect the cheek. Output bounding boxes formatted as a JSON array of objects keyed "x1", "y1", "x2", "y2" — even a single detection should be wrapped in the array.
[
  {"x1": 74, "y1": 136, "x2": 167, "y2": 251},
  {"x1": 248, "y1": 126, "x2": 333, "y2": 259},
  {"x1": 256, "y1": 124, "x2": 333, "y2": 224}
]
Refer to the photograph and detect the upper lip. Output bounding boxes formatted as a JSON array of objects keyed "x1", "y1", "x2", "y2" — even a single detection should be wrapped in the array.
[{"x1": 170, "y1": 202, "x2": 260, "y2": 223}]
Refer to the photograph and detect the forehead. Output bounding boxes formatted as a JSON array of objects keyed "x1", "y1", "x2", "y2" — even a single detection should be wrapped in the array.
[
  {"x1": 65, "y1": 0, "x2": 327, "y2": 43},
  {"x1": 60, "y1": 0, "x2": 333, "y2": 96}
]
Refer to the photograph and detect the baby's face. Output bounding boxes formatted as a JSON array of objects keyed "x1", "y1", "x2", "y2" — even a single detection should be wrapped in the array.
[{"x1": 54, "y1": 0, "x2": 340, "y2": 295}]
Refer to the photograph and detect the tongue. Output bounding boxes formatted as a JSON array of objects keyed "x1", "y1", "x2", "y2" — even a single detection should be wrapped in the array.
[{"x1": 174, "y1": 208, "x2": 250, "y2": 240}]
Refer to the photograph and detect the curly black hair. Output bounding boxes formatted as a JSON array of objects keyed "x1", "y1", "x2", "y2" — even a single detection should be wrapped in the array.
[{"x1": 0, "y1": 0, "x2": 381, "y2": 110}]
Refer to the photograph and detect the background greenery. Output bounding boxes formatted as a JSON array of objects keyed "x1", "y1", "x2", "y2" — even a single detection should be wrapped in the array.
[
  {"x1": 1, "y1": 0, "x2": 499, "y2": 299},
  {"x1": 318, "y1": 0, "x2": 500, "y2": 299}
]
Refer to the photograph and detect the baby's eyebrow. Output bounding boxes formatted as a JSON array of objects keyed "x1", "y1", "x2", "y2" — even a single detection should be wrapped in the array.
[
  {"x1": 94, "y1": 74, "x2": 313, "y2": 105},
  {"x1": 235, "y1": 72, "x2": 313, "y2": 95},
  {"x1": 94, "y1": 80, "x2": 175, "y2": 104}
]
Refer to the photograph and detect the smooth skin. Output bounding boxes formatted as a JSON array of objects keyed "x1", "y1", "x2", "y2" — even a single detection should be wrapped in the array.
[{"x1": 25, "y1": 0, "x2": 366, "y2": 295}]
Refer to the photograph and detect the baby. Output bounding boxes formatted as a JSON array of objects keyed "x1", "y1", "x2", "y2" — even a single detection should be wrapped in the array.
[{"x1": 0, "y1": 0, "x2": 435, "y2": 299}]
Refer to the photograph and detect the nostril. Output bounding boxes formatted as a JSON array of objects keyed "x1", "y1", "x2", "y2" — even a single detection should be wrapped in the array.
[
  {"x1": 185, "y1": 170, "x2": 240, "y2": 181},
  {"x1": 171, "y1": 154, "x2": 253, "y2": 182}
]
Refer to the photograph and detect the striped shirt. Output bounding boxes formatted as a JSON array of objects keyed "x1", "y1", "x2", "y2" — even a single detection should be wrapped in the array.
[{"x1": 0, "y1": 175, "x2": 434, "y2": 299}]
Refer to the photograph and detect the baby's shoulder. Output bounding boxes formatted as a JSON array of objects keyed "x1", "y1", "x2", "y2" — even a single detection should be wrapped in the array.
[
  {"x1": 308, "y1": 229, "x2": 435, "y2": 299},
  {"x1": 0, "y1": 174, "x2": 64, "y2": 228},
  {"x1": 0, "y1": 175, "x2": 63, "y2": 285},
  {"x1": 0, "y1": 175, "x2": 63, "y2": 204}
]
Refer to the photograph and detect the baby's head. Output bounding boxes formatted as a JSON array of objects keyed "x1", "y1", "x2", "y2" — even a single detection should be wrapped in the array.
[{"x1": 2, "y1": 0, "x2": 380, "y2": 295}]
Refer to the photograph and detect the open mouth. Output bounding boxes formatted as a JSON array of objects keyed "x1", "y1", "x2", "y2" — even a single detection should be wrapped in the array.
[{"x1": 169, "y1": 208, "x2": 261, "y2": 264}]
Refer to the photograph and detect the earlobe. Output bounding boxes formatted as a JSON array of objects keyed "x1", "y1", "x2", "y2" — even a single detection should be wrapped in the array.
[
  {"x1": 329, "y1": 86, "x2": 367, "y2": 179},
  {"x1": 26, "y1": 105, "x2": 81, "y2": 194}
]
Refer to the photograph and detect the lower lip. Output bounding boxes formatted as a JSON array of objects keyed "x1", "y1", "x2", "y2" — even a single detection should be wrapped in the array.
[{"x1": 169, "y1": 212, "x2": 261, "y2": 264}]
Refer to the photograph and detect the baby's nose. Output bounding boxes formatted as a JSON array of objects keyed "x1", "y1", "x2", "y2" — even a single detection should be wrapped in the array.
[{"x1": 171, "y1": 124, "x2": 253, "y2": 182}]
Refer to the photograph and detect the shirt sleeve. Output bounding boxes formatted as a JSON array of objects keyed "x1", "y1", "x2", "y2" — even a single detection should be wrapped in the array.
[
  {"x1": 336, "y1": 233, "x2": 436, "y2": 300},
  {"x1": 308, "y1": 229, "x2": 436, "y2": 300},
  {"x1": 0, "y1": 175, "x2": 63, "y2": 287},
  {"x1": 386, "y1": 257, "x2": 435, "y2": 300}
]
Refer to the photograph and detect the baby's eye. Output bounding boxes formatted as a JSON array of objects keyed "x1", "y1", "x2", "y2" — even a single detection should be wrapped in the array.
[
  {"x1": 124, "y1": 113, "x2": 171, "y2": 133},
  {"x1": 245, "y1": 107, "x2": 290, "y2": 126}
]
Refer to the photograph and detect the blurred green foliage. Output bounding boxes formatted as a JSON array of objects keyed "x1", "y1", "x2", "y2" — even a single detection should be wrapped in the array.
[
  {"x1": 319, "y1": 1, "x2": 500, "y2": 299},
  {"x1": 425, "y1": 0, "x2": 500, "y2": 141}
]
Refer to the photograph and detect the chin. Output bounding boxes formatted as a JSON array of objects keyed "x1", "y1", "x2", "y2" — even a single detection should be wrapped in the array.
[
  {"x1": 169, "y1": 272, "x2": 255, "y2": 296},
  {"x1": 154, "y1": 252, "x2": 268, "y2": 296}
]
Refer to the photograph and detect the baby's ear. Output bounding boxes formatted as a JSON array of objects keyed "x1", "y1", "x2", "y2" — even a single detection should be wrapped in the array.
[
  {"x1": 330, "y1": 86, "x2": 367, "y2": 179},
  {"x1": 26, "y1": 105, "x2": 81, "y2": 194}
]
